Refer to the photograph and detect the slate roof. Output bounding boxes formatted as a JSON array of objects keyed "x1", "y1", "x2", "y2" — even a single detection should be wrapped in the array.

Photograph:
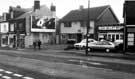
[
  {"x1": 16, "y1": 5, "x2": 52, "y2": 19},
  {"x1": 11, "y1": 7, "x2": 30, "y2": 12},
  {"x1": 60, "y1": 5, "x2": 111, "y2": 22}
]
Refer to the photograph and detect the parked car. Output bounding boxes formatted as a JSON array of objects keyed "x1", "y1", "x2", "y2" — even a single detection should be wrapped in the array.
[
  {"x1": 74, "y1": 39, "x2": 97, "y2": 49},
  {"x1": 114, "y1": 39, "x2": 123, "y2": 45},
  {"x1": 114, "y1": 39, "x2": 123, "y2": 50},
  {"x1": 87, "y1": 41, "x2": 116, "y2": 52}
]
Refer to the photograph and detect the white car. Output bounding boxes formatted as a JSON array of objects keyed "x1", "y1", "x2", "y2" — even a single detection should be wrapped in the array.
[
  {"x1": 87, "y1": 41, "x2": 116, "y2": 52},
  {"x1": 74, "y1": 39, "x2": 97, "y2": 49},
  {"x1": 114, "y1": 39, "x2": 123, "y2": 45}
]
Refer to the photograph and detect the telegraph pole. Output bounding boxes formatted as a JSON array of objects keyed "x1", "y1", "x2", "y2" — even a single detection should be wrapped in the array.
[{"x1": 85, "y1": 0, "x2": 90, "y2": 56}]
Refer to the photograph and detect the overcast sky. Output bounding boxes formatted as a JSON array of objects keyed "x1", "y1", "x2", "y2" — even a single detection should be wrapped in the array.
[{"x1": 0, "y1": 0, "x2": 124, "y2": 23}]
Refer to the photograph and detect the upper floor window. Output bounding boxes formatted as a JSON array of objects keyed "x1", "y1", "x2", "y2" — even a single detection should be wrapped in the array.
[
  {"x1": 80, "y1": 21, "x2": 86, "y2": 27},
  {"x1": 11, "y1": 11, "x2": 14, "y2": 19},
  {"x1": 4, "y1": 24, "x2": 7, "y2": 32},
  {"x1": 64, "y1": 22, "x2": 72, "y2": 27},
  {"x1": 18, "y1": 23, "x2": 24, "y2": 30},
  {"x1": 10, "y1": 24, "x2": 14, "y2": 31}
]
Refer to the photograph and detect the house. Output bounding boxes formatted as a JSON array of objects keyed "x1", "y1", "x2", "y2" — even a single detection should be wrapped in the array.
[
  {"x1": 15, "y1": 0, "x2": 56, "y2": 48},
  {"x1": 0, "y1": 7, "x2": 27, "y2": 47},
  {"x1": 0, "y1": 0, "x2": 56, "y2": 48},
  {"x1": 59, "y1": 5, "x2": 119, "y2": 43},
  {"x1": 7, "y1": 6, "x2": 29, "y2": 48}
]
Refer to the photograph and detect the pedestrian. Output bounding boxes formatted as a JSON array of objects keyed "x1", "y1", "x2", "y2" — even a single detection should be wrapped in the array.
[
  {"x1": 37, "y1": 40, "x2": 42, "y2": 50},
  {"x1": 33, "y1": 40, "x2": 37, "y2": 50}
]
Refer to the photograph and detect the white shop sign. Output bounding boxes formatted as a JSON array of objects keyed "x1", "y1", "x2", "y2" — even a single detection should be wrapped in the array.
[{"x1": 99, "y1": 26, "x2": 123, "y2": 30}]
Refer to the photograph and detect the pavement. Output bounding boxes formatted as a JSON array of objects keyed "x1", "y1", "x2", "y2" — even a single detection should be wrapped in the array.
[{"x1": 0, "y1": 44, "x2": 135, "y2": 60}]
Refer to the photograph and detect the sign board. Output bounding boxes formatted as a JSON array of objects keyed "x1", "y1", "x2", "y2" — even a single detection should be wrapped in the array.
[
  {"x1": 31, "y1": 16, "x2": 56, "y2": 32},
  {"x1": 98, "y1": 26, "x2": 123, "y2": 30}
]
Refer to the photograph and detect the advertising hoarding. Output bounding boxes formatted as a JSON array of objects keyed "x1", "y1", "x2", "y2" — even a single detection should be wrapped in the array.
[{"x1": 31, "y1": 15, "x2": 55, "y2": 32}]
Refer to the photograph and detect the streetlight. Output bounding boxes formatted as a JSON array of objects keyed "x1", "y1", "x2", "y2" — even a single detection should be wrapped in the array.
[{"x1": 85, "y1": 0, "x2": 90, "y2": 56}]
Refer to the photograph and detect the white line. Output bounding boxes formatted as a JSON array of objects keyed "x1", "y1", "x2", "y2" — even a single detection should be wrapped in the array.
[
  {"x1": 0, "y1": 74, "x2": 3, "y2": 76},
  {"x1": 23, "y1": 77, "x2": 34, "y2": 79},
  {"x1": 0, "y1": 69, "x2": 4, "y2": 72},
  {"x1": 2, "y1": 76, "x2": 11, "y2": 79},
  {"x1": 13, "y1": 73, "x2": 23, "y2": 77},
  {"x1": 88, "y1": 62, "x2": 103, "y2": 65},
  {"x1": 4, "y1": 71, "x2": 13, "y2": 74}
]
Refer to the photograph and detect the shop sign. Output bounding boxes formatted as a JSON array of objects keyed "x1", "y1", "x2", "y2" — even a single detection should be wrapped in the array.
[{"x1": 98, "y1": 26, "x2": 123, "y2": 30}]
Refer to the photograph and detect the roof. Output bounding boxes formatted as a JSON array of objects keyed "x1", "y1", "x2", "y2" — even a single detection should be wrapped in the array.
[
  {"x1": 11, "y1": 6, "x2": 30, "y2": 12},
  {"x1": 16, "y1": 5, "x2": 52, "y2": 19},
  {"x1": 60, "y1": 5, "x2": 112, "y2": 22}
]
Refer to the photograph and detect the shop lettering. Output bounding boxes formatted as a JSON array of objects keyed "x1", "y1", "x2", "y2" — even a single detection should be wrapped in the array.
[{"x1": 99, "y1": 26, "x2": 123, "y2": 30}]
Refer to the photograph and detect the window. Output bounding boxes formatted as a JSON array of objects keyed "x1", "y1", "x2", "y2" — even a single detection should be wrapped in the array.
[
  {"x1": 80, "y1": 21, "x2": 86, "y2": 27},
  {"x1": 4, "y1": 24, "x2": 7, "y2": 32},
  {"x1": 10, "y1": 24, "x2": 14, "y2": 31},
  {"x1": 116, "y1": 34, "x2": 119, "y2": 39},
  {"x1": 18, "y1": 23, "x2": 24, "y2": 30},
  {"x1": 64, "y1": 22, "x2": 72, "y2": 27},
  {"x1": 128, "y1": 33, "x2": 134, "y2": 46}
]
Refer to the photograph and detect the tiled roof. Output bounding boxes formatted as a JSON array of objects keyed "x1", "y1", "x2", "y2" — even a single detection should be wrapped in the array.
[
  {"x1": 16, "y1": 5, "x2": 52, "y2": 19},
  {"x1": 60, "y1": 5, "x2": 110, "y2": 22},
  {"x1": 11, "y1": 7, "x2": 30, "y2": 12}
]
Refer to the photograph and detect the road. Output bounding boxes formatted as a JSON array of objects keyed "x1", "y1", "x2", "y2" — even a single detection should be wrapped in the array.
[
  {"x1": 0, "y1": 49, "x2": 134, "y2": 79},
  {"x1": 0, "y1": 63, "x2": 67, "y2": 79}
]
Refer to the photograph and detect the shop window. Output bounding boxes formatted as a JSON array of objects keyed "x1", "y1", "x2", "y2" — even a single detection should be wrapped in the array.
[
  {"x1": 120, "y1": 35, "x2": 123, "y2": 39},
  {"x1": 2, "y1": 36, "x2": 8, "y2": 45},
  {"x1": 116, "y1": 34, "x2": 119, "y2": 40},
  {"x1": 128, "y1": 33, "x2": 134, "y2": 46}
]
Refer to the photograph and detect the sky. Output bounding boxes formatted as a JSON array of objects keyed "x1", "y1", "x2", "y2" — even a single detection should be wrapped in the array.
[{"x1": 0, "y1": 0, "x2": 124, "y2": 23}]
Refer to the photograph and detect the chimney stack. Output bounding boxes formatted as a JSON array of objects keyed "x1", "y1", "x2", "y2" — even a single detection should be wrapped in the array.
[
  {"x1": 34, "y1": 0, "x2": 40, "y2": 12},
  {"x1": 79, "y1": 5, "x2": 84, "y2": 10}
]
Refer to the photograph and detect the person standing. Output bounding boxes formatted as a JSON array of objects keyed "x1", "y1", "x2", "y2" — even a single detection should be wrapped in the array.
[
  {"x1": 33, "y1": 40, "x2": 37, "y2": 50},
  {"x1": 38, "y1": 40, "x2": 42, "y2": 50}
]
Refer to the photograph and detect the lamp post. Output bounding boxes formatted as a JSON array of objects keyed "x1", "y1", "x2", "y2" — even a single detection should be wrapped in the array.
[{"x1": 85, "y1": 0, "x2": 90, "y2": 56}]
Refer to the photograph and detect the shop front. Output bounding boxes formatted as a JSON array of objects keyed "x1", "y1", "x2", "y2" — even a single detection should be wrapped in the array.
[{"x1": 98, "y1": 24, "x2": 124, "y2": 42}]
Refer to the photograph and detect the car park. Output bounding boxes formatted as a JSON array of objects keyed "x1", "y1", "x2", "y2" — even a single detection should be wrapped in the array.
[
  {"x1": 87, "y1": 41, "x2": 116, "y2": 52},
  {"x1": 74, "y1": 39, "x2": 97, "y2": 49}
]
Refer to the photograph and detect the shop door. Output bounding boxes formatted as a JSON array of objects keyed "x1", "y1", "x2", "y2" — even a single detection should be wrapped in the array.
[{"x1": 77, "y1": 34, "x2": 82, "y2": 42}]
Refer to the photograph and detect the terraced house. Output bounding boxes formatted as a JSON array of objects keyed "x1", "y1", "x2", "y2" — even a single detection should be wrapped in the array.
[
  {"x1": 0, "y1": 0, "x2": 56, "y2": 48},
  {"x1": 59, "y1": 5, "x2": 119, "y2": 43}
]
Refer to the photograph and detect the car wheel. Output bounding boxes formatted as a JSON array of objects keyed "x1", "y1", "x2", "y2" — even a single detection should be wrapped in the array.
[
  {"x1": 88, "y1": 48, "x2": 91, "y2": 52},
  {"x1": 106, "y1": 49, "x2": 110, "y2": 53},
  {"x1": 82, "y1": 46, "x2": 85, "y2": 50}
]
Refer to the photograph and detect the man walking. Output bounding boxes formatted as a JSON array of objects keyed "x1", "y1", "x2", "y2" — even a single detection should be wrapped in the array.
[
  {"x1": 33, "y1": 40, "x2": 37, "y2": 50},
  {"x1": 38, "y1": 40, "x2": 42, "y2": 50}
]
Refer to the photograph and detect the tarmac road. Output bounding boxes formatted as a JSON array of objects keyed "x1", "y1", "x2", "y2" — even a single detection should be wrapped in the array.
[{"x1": 0, "y1": 49, "x2": 134, "y2": 79}]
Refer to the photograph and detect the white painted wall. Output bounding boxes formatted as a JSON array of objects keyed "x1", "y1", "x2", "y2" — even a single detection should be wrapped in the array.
[{"x1": 60, "y1": 21, "x2": 95, "y2": 34}]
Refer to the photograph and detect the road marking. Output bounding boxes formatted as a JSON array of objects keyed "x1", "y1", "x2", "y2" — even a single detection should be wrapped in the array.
[
  {"x1": 88, "y1": 62, "x2": 103, "y2": 65},
  {"x1": 0, "y1": 74, "x2": 3, "y2": 76},
  {"x1": 0, "y1": 69, "x2": 4, "y2": 72},
  {"x1": 23, "y1": 77, "x2": 34, "y2": 79},
  {"x1": 69, "y1": 59, "x2": 104, "y2": 66},
  {"x1": 69, "y1": 59, "x2": 79, "y2": 62},
  {"x1": 2, "y1": 76, "x2": 11, "y2": 79},
  {"x1": 81, "y1": 65, "x2": 88, "y2": 68},
  {"x1": 13, "y1": 73, "x2": 23, "y2": 77},
  {"x1": 4, "y1": 71, "x2": 13, "y2": 74}
]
